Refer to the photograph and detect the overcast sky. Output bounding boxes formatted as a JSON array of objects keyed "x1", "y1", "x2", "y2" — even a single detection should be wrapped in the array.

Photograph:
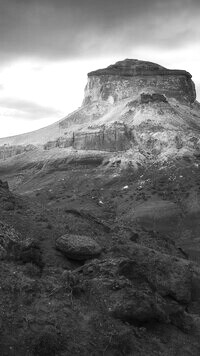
[{"x1": 0, "y1": 0, "x2": 200, "y2": 137}]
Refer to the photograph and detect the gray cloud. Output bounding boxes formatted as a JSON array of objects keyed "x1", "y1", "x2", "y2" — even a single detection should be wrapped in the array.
[
  {"x1": 0, "y1": 0, "x2": 199, "y2": 61},
  {"x1": 0, "y1": 98, "x2": 62, "y2": 119}
]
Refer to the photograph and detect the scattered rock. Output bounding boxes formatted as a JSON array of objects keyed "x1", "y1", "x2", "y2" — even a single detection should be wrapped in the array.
[{"x1": 56, "y1": 234, "x2": 102, "y2": 260}]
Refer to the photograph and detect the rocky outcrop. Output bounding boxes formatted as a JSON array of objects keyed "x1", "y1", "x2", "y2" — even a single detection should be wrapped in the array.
[
  {"x1": 83, "y1": 59, "x2": 196, "y2": 105},
  {"x1": 73, "y1": 123, "x2": 133, "y2": 151},
  {"x1": 44, "y1": 123, "x2": 134, "y2": 152},
  {"x1": 56, "y1": 234, "x2": 102, "y2": 260}
]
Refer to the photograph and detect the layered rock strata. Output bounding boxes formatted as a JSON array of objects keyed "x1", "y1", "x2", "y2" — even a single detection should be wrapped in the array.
[{"x1": 83, "y1": 59, "x2": 196, "y2": 105}]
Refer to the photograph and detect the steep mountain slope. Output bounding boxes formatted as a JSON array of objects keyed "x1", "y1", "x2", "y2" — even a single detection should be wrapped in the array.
[{"x1": 1, "y1": 59, "x2": 200, "y2": 355}]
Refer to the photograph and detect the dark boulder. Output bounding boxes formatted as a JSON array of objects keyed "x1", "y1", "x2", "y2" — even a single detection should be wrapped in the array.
[{"x1": 56, "y1": 234, "x2": 102, "y2": 260}]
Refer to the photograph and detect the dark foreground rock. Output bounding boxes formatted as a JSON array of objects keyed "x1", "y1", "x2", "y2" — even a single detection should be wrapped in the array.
[
  {"x1": 81, "y1": 253, "x2": 194, "y2": 330},
  {"x1": 123, "y1": 243, "x2": 193, "y2": 303},
  {"x1": 56, "y1": 234, "x2": 102, "y2": 260}
]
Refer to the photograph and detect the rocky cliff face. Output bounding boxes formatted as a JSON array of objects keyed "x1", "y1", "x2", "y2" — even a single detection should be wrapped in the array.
[{"x1": 83, "y1": 59, "x2": 196, "y2": 105}]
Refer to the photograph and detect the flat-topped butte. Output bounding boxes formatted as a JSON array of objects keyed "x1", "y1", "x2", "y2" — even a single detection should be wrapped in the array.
[{"x1": 84, "y1": 59, "x2": 196, "y2": 105}]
